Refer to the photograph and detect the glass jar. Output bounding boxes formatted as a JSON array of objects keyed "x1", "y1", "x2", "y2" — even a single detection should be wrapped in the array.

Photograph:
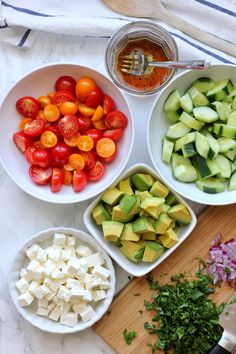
[{"x1": 105, "y1": 21, "x2": 178, "y2": 95}]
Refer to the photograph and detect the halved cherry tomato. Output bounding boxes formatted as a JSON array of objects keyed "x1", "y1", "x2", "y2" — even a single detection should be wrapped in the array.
[
  {"x1": 103, "y1": 128, "x2": 124, "y2": 142},
  {"x1": 79, "y1": 151, "x2": 96, "y2": 170},
  {"x1": 64, "y1": 132, "x2": 81, "y2": 147},
  {"x1": 23, "y1": 119, "x2": 45, "y2": 138},
  {"x1": 77, "y1": 115, "x2": 92, "y2": 133},
  {"x1": 69, "y1": 153, "x2": 85, "y2": 170},
  {"x1": 32, "y1": 149, "x2": 51, "y2": 168},
  {"x1": 51, "y1": 167, "x2": 64, "y2": 192},
  {"x1": 105, "y1": 110, "x2": 128, "y2": 129},
  {"x1": 13, "y1": 132, "x2": 33, "y2": 153},
  {"x1": 96, "y1": 137, "x2": 116, "y2": 158},
  {"x1": 38, "y1": 110, "x2": 47, "y2": 121},
  {"x1": 64, "y1": 163, "x2": 74, "y2": 171},
  {"x1": 63, "y1": 169, "x2": 72, "y2": 185},
  {"x1": 46, "y1": 124, "x2": 62, "y2": 139},
  {"x1": 103, "y1": 94, "x2": 115, "y2": 115},
  {"x1": 54, "y1": 76, "x2": 76, "y2": 93},
  {"x1": 25, "y1": 146, "x2": 36, "y2": 164},
  {"x1": 51, "y1": 90, "x2": 76, "y2": 106},
  {"x1": 92, "y1": 118, "x2": 107, "y2": 131},
  {"x1": 91, "y1": 105, "x2": 104, "y2": 122},
  {"x1": 87, "y1": 160, "x2": 105, "y2": 181},
  {"x1": 75, "y1": 77, "x2": 96, "y2": 100},
  {"x1": 72, "y1": 170, "x2": 88, "y2": 192},
  {"x1": 58, "y1": 115, "x2": 79, "y2": 138},
  {"x1": 77, "y1": 135, "x2": 94, "y2": 152},
  {"x1": 59, "y1": 101, "x2": 78, "y2": 116},
  {"x1": 41, "y1": 130, "x2": 58, "y2": 148},
  {"x1": 85, "y1": 87, "x2": 103, "y2": 108},
  {"x1": 50, "y1": 142, "x2": 72, "y2": 167},
  {"x1": 19, "y1": 118, "x2": 32, "y2": 131},
  {"x1": 38, "y1": 95, "x2": 51, "y2": 108},
  {"x1": 85, "y1": 128, "x2": 103, "y2": 144},
  {"x1": 34, "y1": 140, "x2": 46, "y2": 149},
  {"x1": 16, "y1": 96, "x2": 40, "y2": 118},
  {"x1": 99, "y1": 146, "x2": 118, "y2": 163},
  {"x1": 78, "y1": 103, "x2": 96, "y2": 117},
  {"x1": 29, "y1": 165, "x2": 52, "y2": 185},
  {"x1": 44, "y1": 104, "x2": 60, "y2": 122}
]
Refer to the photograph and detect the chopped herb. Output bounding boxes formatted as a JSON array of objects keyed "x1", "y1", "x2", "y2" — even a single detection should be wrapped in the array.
[
  {"x1": 133, "y1": 293, "x2": 140, "y2": 296},
  {"x1": 123, "y1": 328, "x2": 137, "y2": 345}
]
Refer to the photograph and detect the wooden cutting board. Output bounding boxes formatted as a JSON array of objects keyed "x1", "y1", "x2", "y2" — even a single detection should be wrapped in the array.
[{"x1": 94, "y1": 205, "x2": 236, "y2": 354}]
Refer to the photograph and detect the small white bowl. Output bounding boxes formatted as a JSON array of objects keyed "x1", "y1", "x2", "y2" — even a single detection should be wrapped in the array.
[
  {"x1": 147, "y1": 64, "x2": 236, "y2": 205},
  {"x1": 9, "y1": 227, "x2": 115, "y2": 334},
  {"x1": 83, "y1": 163, "x2": 197, "y2": 277},
  {"x1": 0, "y1": 63, "x2": 134, "y2": 204}
]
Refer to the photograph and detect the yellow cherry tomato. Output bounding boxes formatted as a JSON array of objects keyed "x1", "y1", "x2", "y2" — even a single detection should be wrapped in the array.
[
  {"x1": 59, "y1": 101, "x2": 78, "y2": 116},
  {"x1": 78, "y1": 103, "x2": 96, "y2": 117},
  {"x1": 69, "y1": 153, "x2": 85, "y2": 170},
  {"x1": 38, "y1": 95, "x2": 51, "y2": 108},
  {"x1": 41, "y1": 130, "x2": 58, "y2": 148},
  {"x1": 64, "y1": 133, "x2": 81, "y2": 147},
  {"x1": 44, "y1": 104, "x2": 60, "y2": 122},
  {"x1": 77, "y1": 135, "x2": 94, "y2": 152},
  {"x1": 91, "y1": 105, "x2": 104, "y2": 122}
]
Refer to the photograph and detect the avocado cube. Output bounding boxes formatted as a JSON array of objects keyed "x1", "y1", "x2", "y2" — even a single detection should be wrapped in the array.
[
  {"x1": 101, "y1": 187, "x2": 123, "y2": 206},
  {"x1": 117, "y1": 178, "x2": 133, "y2": 195},
  {"x1": 167, "y1": 204, "x2": 192, "y2": 224},
  {"x1": 131, "y1": 174, "x2": 155, "y2": 191},
  {"x1": 140, "y1": 197, "x2": 165, "y2": 219},
  {"x1": 120, "y1": 223, "x2": 140, "y2": 241},
  {"x1": 150, "y1": 180, "x2": 169, "y2": 198},
  {"x1": 159, "y1": 228, "x2": 179, "y2": 248},
  {"x1": 92, "y1": 203, "x2": 111, "y2": 225},
  {"x1": 142, "y1": 232, "x2": 157, "y2": 241},
  {"x1": 119, "y1": 194, "x2": 139, "y2": 214},
  {"x1": 161, "y1": 203, "x2": 171, "y2": 213},
  {"x1": 111, "y1": 205, "x2": 133, "y2": 222},
  {"x1": 135, "y1": 190, "x2": 152, "y2": 202},
  {"x1": 142, "y1": 242, "x2": 165, "y2": 262},
  {"x1": 132, "y1": 217, "x2": 154, "y2": 234},
  {"x1": 165, "y1": 192, "x2": 177, "y2": 206},
  {"x1": 120, "y1": 240, "x2": 146, "y2": 263},
  {"x1": 153, "y1": 213, "x2": 173, "y2": 234},
  {"x1": 102, "y1": 221, "x2": 124, "y2": 241}
]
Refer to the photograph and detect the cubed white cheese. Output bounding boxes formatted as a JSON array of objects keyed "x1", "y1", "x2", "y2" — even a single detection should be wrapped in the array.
[
  {"x1": 49, "y1": 280, "x2": 60, "y2": 292},
  {"x1": 18, "y1": 291, "x2": 34, "y2": 307},
  {"x1": 43, "y1": 260, "x2": 57, "y2": 276},
  {"x1": 75, "y1": 244, "x2": 92, "y2": 257},
  {"x1": 49, "y1": 306, "x2": 60, "y2": 322},
  {"x1": 83, "y1": 253, "x2": 105, "y2": 268},
  {"x1": 28, "y1": 281, "x2": 40, "y2": 295},
  {"x1": 92, "y1": 290, "x2": 106, "y2": 301},
  {"x1": 80, "y1": 305, "x2": 96, "y2": 322},
  {"x1": 15, "y1": 278, "x2": 29, "y2": 294},
  {"x1": 48, "y1": 302, "x2": 56, "y2": 312},
  {"x1": 76, "y1": 269, "x2": 88, "y2": 281},
  {"x1": 67, "y1": 258, "x2": 81, "y2": 275},
  {"x1": 38, "y1": 298, "x2": 49, "y2": 308},
  {"x1": 70, "y1": 287, "x2": 85, "y2": 298},
  {"x1": 36, "y1": 248, "x2": 47, "y2": 262},
  {"x1": 82, "y1": 290, "x2": 92, "y2": 302},
  {"x1": 19, "y1": 268, "x2": 32, "y2": 282},
  {"x1": 93, "y1": 265, "x2": 110, "y2": 279},
  {"x1": 33, "y1": 266, "x2": 45, "y2": 281},
  {"x1": 66, "y1": 236, "x2": 76, "y2": 246},
  {"x1": 85, "y1": 278, "x2": 102, "y2": 290},
  {"x1": 60, "y1": 312, "x2": 78, "y2": 327},
  {"x1": 34, "y1": 285, "x2": 50, "y2": 299},
  {"x1": 72, "y1": 301, "x2": 88, "y2": 314},
  {"x1": 61, "y1": 250, "x2": 72, "y2": 261},
  {"x1": 37, "y1": 307, "x2": 49, "y2": 317},
  {"x1": 57, "y1": 286, "x2": 71, "y2": 302},
  {"x1": 27, "y1": 259, "x2": 40, "y2": 274},
  {"x1": 58, "y1": 302, "x2": 71, "y2": 314},
  {"x1": 47, "y1": 247, "x2": 61, "y2": 262},
  {"x1": 53, "y1": 233, "x2": 67, "y2": 247},
  {"x1": 99, "y1": 280, "x2": 110, "y2": 290},
  {"x1": 26, "y1": 244, "x2": 40, "y2": 260},
  {"x1": 51, "y1": 268, "x2": 65, "y2": 280},
  {"x1": 45, "y1": 290, "x2": 57, "y2": 301}
]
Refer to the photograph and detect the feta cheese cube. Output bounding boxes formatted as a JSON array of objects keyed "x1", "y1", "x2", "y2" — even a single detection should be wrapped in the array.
[
  {"x1": 85, "y1": 278, "x2": 102, "y2": 290},
  {"x1": 19, "y1": 268, "x2": 32, "y2": 281},
  {"x1": 61, "y1": 250, "x2": 72, "y2": 261},
  {"x1": 75, "y1": 245, "x2": 92, "y2": 257},
  {"x1": 47, "y1": 247, "x2": 61, "y2": 262},
  {"x1": 37, "y1": 307, "x2": 49, "y2": 317},
  {"x1": 38, "y1": 298, "x2": 48, "y2": 308},
  {"x1": 28, "y1": 281, "x2": 40, "y2": 295},
  {"x1": 49, "y1": 281, "x2": 60, "y2": 292},
  {"x1": 80, "y1": 305, "x2": 96, "y2": 322},
  {"x1": 64, "y1": 245, "x2": 76, "y2": 257},
  {"x1": 18, "y1": 291, "x2": 34, "y2": 307},
  {"x1": 66, "y1": 279, "x2": 82, "y2": 289},
  {"x1": 72, "y1": 301, "x2": 88, "y2": 314},
  {"x1": 82, "y1": 290, "x2": 92, "y2": 302},
  {"x1": 93, "y1": 265, "x2": 110, "y2": 279},
  {"x1": 60, "y1": 312, "x2": 78, "y2": 327},
  {"x1": 48, "y1": 302, "x2": 56, "y2": 312},
  {"x1": 53, "y1": 233, "x2": 67, "y2": 247},
  {"x1": 26, "y1": 244, "x2": 40, "y2": 260},
  {"x1": 57, "y1": 286, "x2": 71, "y2": 302},
  {"x1": 67, "y1": 258, "x2": 81, "y2": 275},
  {"x1": 43, "y1": 277, "x2": 52, "y2": 288},
  {"x1": 92, "y1": 290, "x2": 106, "y2": 301},
  {"x1": 83, "y1": 253, "x2": 105, "y2": 268},
  {"x1": 45, "y1": 290, "x2": 57, "y2": 301},
  {"x1": 49, "y1": 306, "x2": 60, "y2": 322},
  {"x1": 15, "y1": 278, "x2": 29, "y2": 294},
  {"x1": 58, "y1": 302, "x2": 71, "y2": 314},
  {"x1": 33, "y1": 266, "x2": 45, "y2": 281},
  {"x1": 66, "y1": 236, "x2": 76, "y2": 246},
  {"x1": 70, "y1": 287, "x2": 85, "y2": 298},
  {"x1": 99, "y1": 280, "x2": 110, "y2": 290},
  {"x1": 27, "y1": 260, "x2": 40, "y2": 274},
  {"x1": 51, "y1": 268, "x2": 65, "y2": 279},
  {"x1": 36, "y1": 248, "x2": 47, "y2": 262},
  {"x1": 34, "y1": 285, "x2": 49, "y2": 299},
  {"x1": 43, "y1": 260, "x2": 57, "y2": 276}
]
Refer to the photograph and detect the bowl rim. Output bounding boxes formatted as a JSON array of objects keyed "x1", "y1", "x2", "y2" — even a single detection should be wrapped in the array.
[
  {"x1": 0, "y1": 62, "x2": 134, "y2": 204},
  {"x1": 83, "y1": 162, "x2": 197, "y2": 277},
  {"x1": 147, "y1": 63, "x2": 236, "y2": 205},
  {"x1": 8, "y1": 226, "x2": 116, "y2": 333}
]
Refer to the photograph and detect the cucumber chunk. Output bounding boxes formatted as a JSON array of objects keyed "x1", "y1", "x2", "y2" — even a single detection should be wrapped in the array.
[
  {"x1": 206, "y1": 79, "x2": 229, "y2": 102},
  {"x1": 164, "y1": 90, "x2": 181, "y2": 113},
  {"x1": 218, "y1": 137, "x2": 236, "y2": 152},
  {"x1": 211, "y1": 101, "x2": 226, "y2": 121},
  {"x1": 179, "y1": 111, "x2": 204, "y2": 131},
  {"x1": 206, "y1": 133, "x2": 220, "y2": 160},
  {"x1": 162, "y1": 139, "x2": 174, "y2": 163},
  {"x1": 180, "y1": 93, "x2": 193, "y2": 113},
  {"x1": 174, "y1": 132, "x2": 196, "y2": 152},
  {"x1": 182, "y1": 142, "x2": 197, "y2": 158},
  {"x1": 196, "y1": 178, "x2": 225, "y2": 194},
  {"x1": 227, "y1": 111, "x2": 236, "y2": 127},
  {"x1": 165, "y1": 111, "x2": 181, "y2": 123},
  {"x1": 166, "y1": 122, "x2": 191, "y2": 139},
  {"x1": 188, "y1": 86, "x2": 209, "y2": 106},
  {"x1": 229, "y1": 171, "x2": 236, "y2": 190},
  {"x1": 171, "y1": 153, "x2": 191, "y2": 169},
  {"x1": 195, "y1": 132, "x2": 209, "y2": 158},
  {"x1": 173, "y1": 164, "x2": 197, "y2": 182},
  {"x1": 192, "y1": 77, "x2": 215, "y2": 93},
  {"x1": 213, "y1": 124, "x2": 236, "y2": 138},
  {"x1": 193, "y1": 107, "x2": 218, "y2": 123},
  {"x1": 215, "y1": 154, "x2": 231, "y2": 178},
  {"x1": 192, "y1": 155, "x2": 220, "y2": 179}
]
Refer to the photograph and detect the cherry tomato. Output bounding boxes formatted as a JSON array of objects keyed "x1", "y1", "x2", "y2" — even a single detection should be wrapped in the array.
[
  {"x1": 32, "y1": 149, "x2": 51, "y2": 168},
  {"x1": 85, "y1": 87, "x2": 103, "y2": 108},
  {"x1": 51, "y1": 90, "x2": 76, "y2": 106},
  {"x1": 63, "y1": 169, "x2": 72, "y2": 185},
  {"x1": 69, "y1": 153, "x2": 85, "y2": 170},
  {"x1": 85, "y1": 128, "x2": 103, "y2": 144},
  {"x1": 41, "y1": 130, "x2": 58, "y2": 148},
  {"x1": 16, "y1": 96, "x2": 40, "y2": 118},
  {"x1": 103, "y1": 94, "x2": 115, "y2": 115},
  {"x1": 38, "y1": 95, "x2": 51, "y2": 108},
  {"x1": 96, "y1": 137, "x2": 116, "y2": 158},
  {"x1": 29, "y1": 165, "x2": 52, "y2": 185},
  {"x1": 46, "y1": 124, "x2": 62, "y2": 139},
  {"x1": 77, "y1": 115, "x2": 92, "y2": 133},
  {"x1": 54, "y1": 76, "x2": 76, "y2": 94},
  {"x1": 58, "y1": 115, "x2": 79, "y2": 138},
  {"x1": 99, "y1": 147, "x2": 118, "y2": 163},
  {"x1": 64, "y1": 132, "x2": 81, "y2": 147},
  {"x1": 75, "y1": 77, "x2": 96, "y2": 100},
  {"x1": 79, "y1": 151, "x2": 96, "y2": 170},
  {"x1": 50, "y1": 142, "x2": 72, "y2": 167},
  {"x1": 59, "y1": 101, "x2": 78, "y2": 116},
  {"x1": 33, "y1": 140, "x2": 45, "y2": 149},
  {"x1": 77, "y1": 135, "x2": 94, "y2": 152},
  {"x1": 25, "y1": 146, "x2": 36, "y2": 164},
  {"x1": 73, "y1": 170, "x2": 88, "y2": 192},
  {"x1": 51, "y1": 167, "x2": 64, "y2": 192},
  {"x1": 103, "y1": 128, "x2": 124, "y2": 142},
  {"x1": 92, "y1": 118, "x2": 107, "y2": 131},
  {"x1": 19, "y1": 118, "x2": 32, "y2": 131},
  {"x1": 105, "y1": 110, "x2": 128, "y2": 129},
  {"x1": 44, "y1": 104, "x2": 60, "y2": 122},
  {"x1": 23, "y1": 118, "x2": 45, "y2": 137},
  {"x1": 13, "y1": 132, "x2": 33, "y2": 153},
  {"x1": 78, "y1": 103, "x2": 96, "y2": 117},
  {"x1": 91, "y1": 105, "x2": 104, "y2": 122},
  {"x1": 87, "y1": 160, "x2": 105, "y2": 181}
]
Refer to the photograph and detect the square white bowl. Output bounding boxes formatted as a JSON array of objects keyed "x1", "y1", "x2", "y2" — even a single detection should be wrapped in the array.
[{"x1": 83, "y1": 163, "x2": 197, "y2": 277}]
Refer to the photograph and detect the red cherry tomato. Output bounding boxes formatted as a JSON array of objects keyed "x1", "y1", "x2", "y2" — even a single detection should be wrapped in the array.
[
  {"x1": 103, "y1": 94, "x2": 115, "y2": 115},
  {"x1": 72, "y1": 170, "x2": 88, "y2": 192},
  {"x1": 85, "y1": 86, "x2": 104, "y2": 108},
  {"x1": 23, "y1": 118, "x2": 45, "y2": 138},
  {"x1": 46, "y1": 124, "x2": 62, "y2": 139},
  {"x1": 54, "y1": 76, "x2": 76, "y2": 94},
  {"x1": 103, "y1": 128, "x2": 124, "y2": 142},
  {"x1": 99, "y1": 146, "x2": 118, "y2": 163},
  {"x1": 29, "y1": 165, "x2": 52, "y2": 185},
  {"x1": 79, "y1": 151, "x2": 96, "y2": 170},
  {"x1": 77, "y1": 115, "x2": 92, "y2": 133},
  {"x1": 51, "y1": 167, "x2": 64, "y2": 193},
  {"x1": 87, "y1": 160, "x2": 105, "y2": 181},
  {"x1": 58, "y1": 115, "x2": 79, "y2": 138},
  {"x1": 32, "y1": 149, "x2": 51, "y2": 168},
  {"x1": 16, "y1": 96, "x2": 40, "y2": 118},
  {"x1": 51, "y1": 90, "x2": 76, "y2": 106},
  {"x1": 13, "y1": 132, "x2": 33, "y2": 153},
  {"x1": 75, "y1": 77, "x2": 97, "y2": 100},
  {"x1": 25, "y1": 146, "x2": 36, "y2": 164},
  {"x1": 50, "y1": 142, "x2": 72, "y2": 167},
  {"x1": 85, "y1": 128, "x2": 103, "y2": 144},
  {"x1": 105, "y1": 110, "x2": 128, "y2": 129}
]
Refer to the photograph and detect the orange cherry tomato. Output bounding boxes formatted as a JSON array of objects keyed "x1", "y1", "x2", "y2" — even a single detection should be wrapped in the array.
[
  {"x1": 75, "y1": 77, "x2": 96, "y2": 100},
  {"x1": 38, "y1": 109, "x2": 47, "y2": 121},
  {"x1": 64, "y1": 132, "x2": 81, "y2": 147},
  {"x1": 77, "y1": 135, "x2": 94, "y2": 152},
  {"x1": 19, "y1": 117, "x2": 32, "y2": 131},
  {"x1": 44, "y1": 104, "x2": 60, "y2": 122},
  {"x1": 92, "y1": 118, "x2": 107, "y2": 130},
  {"x1": 63, "y1": 169, "x2": 72, "y2": 185},
  {"x1": 78, "y1": 103, "x2": 96, "y2": 117},
  {"x1": 69, "y1": 153, "x2": 85, "y2": 170},
  {"x1": 59, "y1": 101, "x2": 78, "y2": 116},
  {"x1": 38, "y1": 95, "x2": 51, "y2": 108},
  {"x1": 47, "y1": 92, "x2": 55, "y2": 100},
  {"x1": 96, "y1": 137, "x2": 116, "y2": 158},
  {"x1": 91, "y1": 105, "x2": 104, "y2": 122},
  {"x1": 41, "y1": 130, "x2": 58, "y2": 148},
  {"x1": 33, "y1": 140, "x2": 46, "y2": 149},
  {"x1": 64, "y1": 163, "x2": 74, "y2": 171}
]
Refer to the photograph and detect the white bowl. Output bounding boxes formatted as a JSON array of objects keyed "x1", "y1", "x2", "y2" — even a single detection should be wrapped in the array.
[
  {"x1": 9, "y1": 227, "x2": 115, "y2": 334},
  {"x1": 0, "y1": 63, "x2": 134, "y2": 204},
  {"x1": 83, "y1": 163, "x2": 197, "y2": 277},
  {"x1": 147, "y1": 64, "x2": 236, "y2": 205}
]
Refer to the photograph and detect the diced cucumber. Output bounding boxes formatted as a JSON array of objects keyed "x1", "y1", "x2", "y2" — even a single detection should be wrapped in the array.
[
  {"x1": 192, "y1": 155, "x2": 220, "y2": 179},
  {"x1": 173, "y1": 164, "x2": 197, "y2": 182},
  {"x1": 226, "y1": 80, "x2": 234, "y2": 94},
  {"x1": 180, "y1": 93, "x2": 193, "y2": 113},
  {"x1": 179, "y1": 111, "x2": 204, "y2": 131},
  {"x1": 171, "y1": 153, "x2": 191, "y2": 169},
  {"x1": 213, "y1": 124, "x2": 236, "y2": 138},
  {"x1": 196, "y1": 178, "x2": 225, "y2": 194},
  {"x1": 231, "y1": 161, "x2": 236, "y2": 174},
  {"x1": 174, "y1": 132, "x2": 196, "y2": 152},
  {"x1": 188, "y1": 86, "x2": 209, "y2": 106},
  {"x1": 193, "y1": 106, "x2": 218, "y2": 123},
  {"x1": 227, "y1": 111, "x2": 236, "y2": 126},
  {"x1": 192, "y1": 77, "x2": 215, "y2": 93},
  {"x1": 162, "y1": 139, "x2": 174, "y2": 163},
  {"x1": 164, "y1": 89, "x2": 181, "y2": 113},
  {"x1": 218, "y1": 137, "x2": 236, "y2": 152},
  {"x1": 182, "y1": 142, "x2": 197, "y2": 158},
  {"x1": 215, "y1": 154, "x2": 231, "y2": 178},
  {"x1": 223, "y1": 148, "x2": 236, "y2": 161},
  {"x1": 232, "y1": 97, "x2": 236, "y2": 110},
  {"x1": 229, "y1": 171, "x2": 236, "y2": 191},
  {"x1": 195, "y1": 132, "x2": 209, "y2": 158},
  {"x1": 229, "y1": 88, "x2": 236, "y2": 98},
  {"x1": 223, "y1": 102, "x2": 232, "y2": 119},
  {"x1": 211, "y1": 101, "x2": 226, "y2": 121},
  {"x1": 165, "y1": 111, "x2": 181, "y2": 123},
  {"x1": 206, "y1": 79, "x2": 229, "y2": 102},
  {"x1": 166, "y1": 122, "x2": 191, "y2": 139},
  {"x1": 206, "y1": 133, "x2": 220, "y2": 160}
]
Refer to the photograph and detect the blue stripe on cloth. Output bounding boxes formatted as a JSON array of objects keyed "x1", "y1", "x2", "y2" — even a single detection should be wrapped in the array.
[
  {"x1": 195, "y1": 0, "x2": 236, "y2": 17},
  {"x1": 18, "y1": 29, "x2": 31, "y2": 47},
  {"x1": 1, "y1": 1, "x2": 53, "y2": 17},
  {"x1": 171, "y1": 32, "x2": 235, "y2": 64}
]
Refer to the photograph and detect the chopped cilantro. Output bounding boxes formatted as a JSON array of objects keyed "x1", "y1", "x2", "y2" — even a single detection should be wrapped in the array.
[{"x1": 123, "y1": 328, "x2": 137, "y2": 345}]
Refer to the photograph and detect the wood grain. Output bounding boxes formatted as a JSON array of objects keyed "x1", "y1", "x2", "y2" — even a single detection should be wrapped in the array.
[{"x1": 94, "y1": 205, "x2": 236, "y2": 354}]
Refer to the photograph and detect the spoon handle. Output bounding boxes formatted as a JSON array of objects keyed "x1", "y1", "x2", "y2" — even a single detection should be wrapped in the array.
[{"x1": 149, "y1": 60, "x2": 210, "y2": 70}]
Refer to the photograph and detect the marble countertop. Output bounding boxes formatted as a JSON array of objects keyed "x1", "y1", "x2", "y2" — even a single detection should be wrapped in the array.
[{"x1": 0, "y1": 27, "x2": 227, "y2": 354}]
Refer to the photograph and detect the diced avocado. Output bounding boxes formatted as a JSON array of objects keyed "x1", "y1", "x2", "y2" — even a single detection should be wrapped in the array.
[
  {"x1": 140, "y1": 197, "x2": 165, "y2": 219},
  {"x1": 161, "y1": 203, "x2": 171, "y2": 213},
  {"x1": 132, "y1": 217, "x2": 154, "y2": 234},
  {"x1": 120, "y1": 240, "x2": 146, "y2": 263},
  {"x1": 111, "y1": 205, "x2": 133, "y2": 222},
  {"x1": 104, "y1": 203, "x2": 113, "y2": 215},
  {"x1": 153, "y1": 213, "x2": 173, "y2": 234},
  {"x1": 101, "y1": 187, "x2": 123, "y2": 205},
  {"x1": 135, "y1": 190, "x2": 152, "y2": 202},
  {"x1": 142, "y1": 232, "x2": 157, "y2": 241},
  {"x1": 102, "y1": 221, "x2": 124, "y2": 241},
  {"x1": 142, "y1": 242, "x2": 165, "y2": 262},
  {"x1": 117, "y1": 178, "x2": 133, "y2": 195},
  {"x1": 159, "y1": 228, "x2": 179, "y2": 248},
  {"x1": 92, "y1": 203, "x2": 111, "y2": 225},
  {"x1": 119, "y1": 194, "x2": 138, "y2": 214},
  {"x1": 150, "y1": 180, "x2": 169, "y2": 198},
  {"x1": 131, "y1": 173, "x2": 155, "y2": 191},
  {"x1": 165, "y1": 192, "x2": 177, "y2": 206},
  {"x1": 167, "y1": 204, "x2": 192, "y2": 224},
  {"x1": 139, "y1": 210, "x2": 149, "y2": 217},
  {"x1": 120, "y1": 223, "x2": 140, "y2": 242}
]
